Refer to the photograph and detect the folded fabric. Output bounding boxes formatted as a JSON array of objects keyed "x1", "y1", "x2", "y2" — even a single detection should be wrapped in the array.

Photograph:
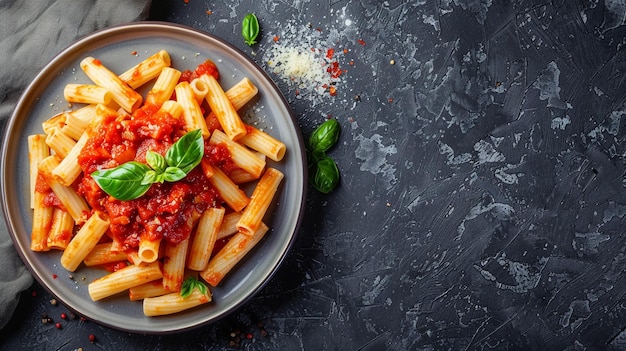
[{"x1": 0, "y1": 0, "x2": 151, "y2": 330}]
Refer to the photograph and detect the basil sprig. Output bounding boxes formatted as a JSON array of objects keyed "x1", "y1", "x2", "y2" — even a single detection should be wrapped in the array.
[
  {"x1": 308, "y1": 119, "x2": 341, "y2": 194},
  {"x1": 242, "y1": 13, "x2": 260, "y2": 46},
  {"x1": 180, "y1": 276, "x2": 209, "y2": 298},
  {"x1": 91, "y1": 129, "x2": 204, "y2": 201}
]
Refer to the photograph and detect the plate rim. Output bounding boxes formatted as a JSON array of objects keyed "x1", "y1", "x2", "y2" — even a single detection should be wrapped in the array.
[{"x1": 0, "y1": 21, "x2": 307, "y2": 334}]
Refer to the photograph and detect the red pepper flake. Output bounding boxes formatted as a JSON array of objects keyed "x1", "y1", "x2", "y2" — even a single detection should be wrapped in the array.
[
  {"x1": 31, "y1": 290, "x2": 37, "y2": 297},
  {"x1": 357, "y1": 39, "x2": 366, "y2": 46},
  {"x1": 61, "y1": 313, "x2": 68, "y2": 320},
  {"x1": 316, "y1": 27, "x2": 322, "y2": 32},
  {"x1": 326, "y1": 61, "x2": 343, "y2": 78},
  {"x1": 349, "y1": 60, "x2": 354, "y2": 66},
  {"x1": 206, "y1": 10, "x2": 212, "y2": 15},
  {"x1": 52, "y1": 274, "x2": 58, "y2": 279},
  {"x1": 326, "y1": 48, "x2": 335, "y2": 59},
  {"x1": 343, "y1": 48, "x2": 349, "y2": 54},
  {"x1": 55, "y1": 322, "x2": 62, "y2": 329},
  {"x1": 388, "y1": 97, "x2": 394, "y2": 103},
  {"x1": 89, "y1": 334, "x2": 96, "y2": 343},
  {"x1": 130, "y1": 51, "x2": 137, "y2": 56},
  {"x1": 246, "y1": 333, "x2": 253, "y2": 340},
  {"x1": 273, "y1": 35, "x2": 279, "y2": 42},
  {"x1": 183, "y1": 0, "x2": 189, "y2": 3},
  {"x1": 329, "y1": 86, "x2": 337, "y2": 96}
]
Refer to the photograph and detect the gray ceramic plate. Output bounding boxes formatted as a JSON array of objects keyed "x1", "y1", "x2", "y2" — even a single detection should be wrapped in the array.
[{"x1": 1, "y1": 22, "x2": 306, "y2": 334}]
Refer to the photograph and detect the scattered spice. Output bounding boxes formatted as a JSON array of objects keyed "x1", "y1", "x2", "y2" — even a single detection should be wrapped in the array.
[
  {"x1": 131, "y1": 51, "x2": 138, "y2": 56},
  {"x1": 55, "y1": 322, "x2": 62, "y2": 329},
  {"x1": 88, "y1": 334, "x2": 96, "y2": 343},
  {"x1": 206, "y1": 10, "x2": 212, "y2": 15},
  {"x1": 357, "y1": 38, "x2": 366, "y2": 46},
  {"x1": 61, "y1": 313, "x2": 68, "y2": 320}
]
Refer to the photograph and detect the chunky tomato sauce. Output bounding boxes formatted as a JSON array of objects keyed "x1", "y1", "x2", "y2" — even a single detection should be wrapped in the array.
[{"x1": 76, "y1": 100, "x2": 229, "y2": 251}]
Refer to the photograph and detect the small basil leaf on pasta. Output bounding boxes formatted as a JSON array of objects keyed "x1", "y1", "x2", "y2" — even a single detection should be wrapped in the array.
[
  {"x1": 166, "y1": 129, "x2": 204, "y2": 174},
  {"x1": 91, "y1": 161, "x2": 152, "y2": 201},
  {"x1": 146, "y1": 150, "x2": 166, "y2": 173},
  {"x1": 163, "y1": 167, "x2": 187, "y2": 182}
]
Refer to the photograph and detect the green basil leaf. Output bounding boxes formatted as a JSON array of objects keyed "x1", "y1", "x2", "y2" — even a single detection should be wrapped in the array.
[
  {"x1": 309, "y1": 119, "x2": 340, "y2": 153},
  {"x1": 146, "y1": 151, "x2": 166, "y2": 173},
  {"x1": 180, "y1": 276, "x2": 209, "y2": 298},
  {"x1": 165, "y1": 129, "x2": 204, "y2": 174},
  {"x1": 142, "y1": 170, "x2": 164, "y2": 185},
  {"x1": 91, "y1": 161, "x2": 152, "y2": 201},
  {"x1": 310, "y1": 156, "x2": 340, "y2": 194},
  {"x1": 242, "y1": 13, "x2": 260, "y2": 46},
  {"x1": 163, "y1": 167, "x2": 187, "y2": 182},
  {"x1": 180, "y1": 277, "x2": 195, "y2": 298}
]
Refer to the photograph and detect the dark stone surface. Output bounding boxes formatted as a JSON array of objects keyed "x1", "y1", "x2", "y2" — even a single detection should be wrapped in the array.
[{"x1": 4, "y1": 0, "x2": 626, "y2": 350}]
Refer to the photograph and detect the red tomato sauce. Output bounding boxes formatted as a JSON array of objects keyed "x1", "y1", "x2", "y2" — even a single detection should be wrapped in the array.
[
  {"x1": 179, "y1": 59, "x2": 219, "y2": 83},
  {"x1": 77, "y1": 101, "x2": 228, "y2": 251}
]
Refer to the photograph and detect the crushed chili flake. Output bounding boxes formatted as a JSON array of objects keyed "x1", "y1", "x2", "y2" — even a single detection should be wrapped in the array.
[
  {"x1": 206, "y1": 10, "x2": 212, "y2": 15},
  {"x1": 273, "y1": 36, "x2": 279, "y2": 42},
  {"x1": 130, "y1": 51, "x2": 137, "y2": 56},
  {"x1": 357, "y1": 39, "x2": 366, "y2": 46},
  {"x1": 326, "y1": 48, "x2": 335, "y2": 59}
]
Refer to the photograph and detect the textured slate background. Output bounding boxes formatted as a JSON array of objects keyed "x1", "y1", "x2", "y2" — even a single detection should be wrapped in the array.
[{"x1": 4, "y1": 1, "x2": 626, "y2": 350}]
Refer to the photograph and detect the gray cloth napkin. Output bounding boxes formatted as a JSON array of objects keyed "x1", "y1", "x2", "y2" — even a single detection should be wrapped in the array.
[{"x1": 0, "y1": 0, "x2": 151, "y2": 330}]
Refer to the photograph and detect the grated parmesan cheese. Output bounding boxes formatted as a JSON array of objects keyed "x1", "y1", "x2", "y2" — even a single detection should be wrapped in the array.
[{"x1": 263, "y1": 20, "x2": 345, "y2": 104}]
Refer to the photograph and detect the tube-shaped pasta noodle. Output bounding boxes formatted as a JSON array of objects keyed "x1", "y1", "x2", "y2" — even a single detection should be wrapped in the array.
[
  {"x1": 63, "y1": 84, "x2": 112, "y2": 105},
  {"x1": 45, "y1": 127, "x2": 76, "y2": 159},
  {"x1": 61, "y1": 112, "x2": 90, "y2": 141},
  {"x1": 207, "y1": 165, "x2": 249, "y2": 212},
  {"x1": 162, "y1": 238, "x2": 189, "y2": 292},
  {"x1": 158, "y1": 100, "x2": 183, "y2": 120},
  {"x1": 119, "y1": 50, "x2": 172, "y2": 89},
  {"x1": 46, "y1": 208, "x2": 75, "y2": 250},
  {"x1": 237, "y1": 168, "x2": 284, "y2": 236},
  {"x1": 42, "y1": 113, "x2": 66, "y2": 135},
  {"x1": 30, "y1": 191, "x2": 52, "y2": 252},
  {"x1": 238, "y1": 125, "x2": 286, "y2": 162},
  {"x1": 200, "y1": 222, "x2": 269, "y2": 286},
  {"x1": 88, "y1": 262, "x2": 163, "y2": 301},
  {"x1": 209, "y1": 129, "x2": 266, "y2": 179},
  {"x1": 38, "y1": 156, "x2": 90, "y2": 224},
  {"x1": 83, "y1": 242, "x2": 128, "y2": 266},
  {"x1": 138, "y1": 235, "x2": 161, "y2": 263},
  {"x1": 175, "y1": 81, "x2": 210, "y2": 137},
  {"x1": 28, "y1": 134, "x2": 49, "y2": 209},
  {"x1": 190, "y1": 77, "x2": 209, "y2": 103},
  {"x1": 80, "y1": 56, "x2": 143, "y2": 112},
  {"x1": 129, "y1": 280, "x2": 171, "y2": 301},
  {"x1": 187, "y1": 207, "x2": 225, "y2": 271},
  {"x1": 146, "y1": 67, "x2": 181, "y2": 105},
  {"x1": 143, "y1": 288, "x2": 212, "y2": 317},
  {"x1": 52, "y1": 132, "x2": 88, "y2": 187},
  {"x1": 200, "y1": 74, "x2": 247, "y2": 140},
  {"x1": 60, "y1": 211, "x2": 110, "y2": 272},
  {"x1": 70, "y1": 104, "x2": 99, "y2": 123},
  {"x1": 218, "y1": 211, "x2": 242, "y2": 240}
]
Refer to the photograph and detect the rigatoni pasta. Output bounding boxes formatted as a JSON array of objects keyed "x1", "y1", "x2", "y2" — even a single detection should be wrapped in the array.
[{"x1": 27, "y1": 49, "x2": 290, "y2": 318}]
